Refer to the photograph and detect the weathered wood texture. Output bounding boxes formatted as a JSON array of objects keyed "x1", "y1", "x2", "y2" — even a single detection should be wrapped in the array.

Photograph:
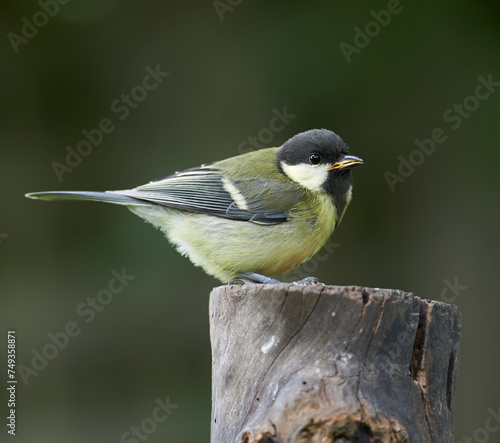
[{"x1": 210, "y1": 284, "x2": 461, "y2": 443}]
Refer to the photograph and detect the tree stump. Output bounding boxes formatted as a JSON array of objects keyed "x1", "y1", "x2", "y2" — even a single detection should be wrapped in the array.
[{"x1": 209, "y1": 284, "x2": 461, "y2": 443}]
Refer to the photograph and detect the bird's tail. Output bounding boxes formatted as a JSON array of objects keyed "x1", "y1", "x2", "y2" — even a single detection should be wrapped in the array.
[{"x1": 25, "y1": 190, "x2": 150, "y2": 206}]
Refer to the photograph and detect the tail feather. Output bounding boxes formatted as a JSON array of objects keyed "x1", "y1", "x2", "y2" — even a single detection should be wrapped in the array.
[{"x1": 25, "y1": 191, "x2": 149, "y2": 206}]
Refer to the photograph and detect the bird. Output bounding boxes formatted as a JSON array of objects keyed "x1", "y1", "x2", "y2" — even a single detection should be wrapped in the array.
[{"x1": 26, "y1": 129, "x2": 363, "y2": 283}]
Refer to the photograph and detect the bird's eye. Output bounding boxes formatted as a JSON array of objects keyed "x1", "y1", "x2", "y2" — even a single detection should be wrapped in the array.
[{"x1": 309, "y1": 153, "x2": 322, "y2": 165}]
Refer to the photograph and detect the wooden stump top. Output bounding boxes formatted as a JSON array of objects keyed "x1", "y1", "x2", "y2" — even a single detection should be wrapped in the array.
[{"x1": 210, "y1": 284, "x2": 461, "y2": 443}]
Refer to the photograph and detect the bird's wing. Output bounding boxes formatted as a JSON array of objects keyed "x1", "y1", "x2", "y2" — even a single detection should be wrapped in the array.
[{"x1": 110, "y1": 166, "x2": 297, "y2": 225}]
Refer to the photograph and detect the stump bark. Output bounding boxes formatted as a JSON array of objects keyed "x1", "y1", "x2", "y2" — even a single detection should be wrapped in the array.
[{"x1": 209, "y1": 284, "x2": 461, "y2": 443}]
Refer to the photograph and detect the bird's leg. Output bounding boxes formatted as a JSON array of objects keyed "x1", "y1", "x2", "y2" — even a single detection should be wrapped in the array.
[
  {"x1": 229, "y1": 272, "x2": 324, "y2": 285},
  {"x1": 229, "y1": 272, "x2": 282, "y2": 285}
]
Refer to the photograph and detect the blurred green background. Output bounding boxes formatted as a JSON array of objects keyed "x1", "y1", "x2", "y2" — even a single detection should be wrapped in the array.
[{"x1": 1, "y1": 0, "x2": 499, "y2": 441}]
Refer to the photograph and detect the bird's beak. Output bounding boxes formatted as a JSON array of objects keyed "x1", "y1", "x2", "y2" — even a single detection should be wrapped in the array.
[{"x1": 328, "y1": 155, "x2": 364, "y2": 171}]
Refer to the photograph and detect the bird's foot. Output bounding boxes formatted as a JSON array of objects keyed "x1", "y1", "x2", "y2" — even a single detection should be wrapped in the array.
[
  {"x1": 229, "y1": 272, "x2": 324, "y2": 285},
  {"x1": 291, "y1": 276, "x2": 324, "y2": 285},
  {"x1": 229, "y1": 272, "x2": 282, "y2": 285}
]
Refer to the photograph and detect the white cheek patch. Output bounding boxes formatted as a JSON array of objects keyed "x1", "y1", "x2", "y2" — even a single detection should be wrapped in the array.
[
  {"x1": 281, "y1": 162, "x2": 331, "y2": 192},
  {"x1": 222, "y1": 177, "x2": 250, "y2": 210}
]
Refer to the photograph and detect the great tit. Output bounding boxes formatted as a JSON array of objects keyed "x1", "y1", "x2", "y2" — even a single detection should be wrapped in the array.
[{"x1": 26, "y1": 129, "x2": 362, "y2": 283}]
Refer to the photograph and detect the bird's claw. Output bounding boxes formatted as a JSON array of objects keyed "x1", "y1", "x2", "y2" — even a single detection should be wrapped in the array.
[
  {"x1": 291, "y1": 276, "x2": 324, "y2": 285},
  {"x1": 230, "y1": 272, "x2": 324, "y2": 285}
]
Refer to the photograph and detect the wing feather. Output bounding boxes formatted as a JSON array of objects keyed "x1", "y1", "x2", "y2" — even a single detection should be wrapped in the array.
[{"x1": 110, "y1": 166, "x2": 290, "y2": 224}]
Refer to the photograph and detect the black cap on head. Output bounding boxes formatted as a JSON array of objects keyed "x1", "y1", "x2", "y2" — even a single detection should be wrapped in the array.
[{"x1": 277, "y1": 129, "x2": 349, "y2": 166}]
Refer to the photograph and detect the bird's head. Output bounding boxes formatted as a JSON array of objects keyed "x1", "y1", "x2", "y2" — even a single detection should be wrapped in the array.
[
  {"x1": 277, "y1": 129, "x2": 363, "y2": 216},
  {"x1": 277, "y1": 129, "x2": 363, "y2": 192}
]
